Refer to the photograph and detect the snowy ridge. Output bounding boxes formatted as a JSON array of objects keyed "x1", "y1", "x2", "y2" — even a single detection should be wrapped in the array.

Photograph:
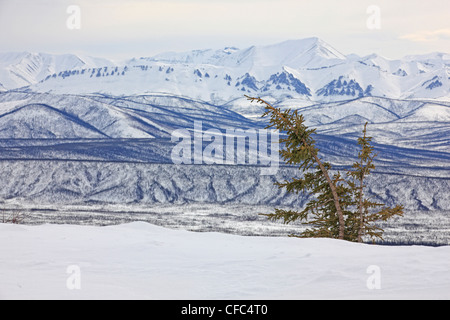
[
  {"x1": 1, "y1": 38, "x2": 449, "y2": 102},
  {"x1": 0, "y1": 51, "x2": 116, "y2": 90},
  {"x1": 0, "y1": 91, "x2": 448, "y2": 156},
  {"x1": 0, "y1": 161, "x2": 448, "y2": 213},
  {"x1": 0, "y1": 92, "x2": 256, "y2": 139}
]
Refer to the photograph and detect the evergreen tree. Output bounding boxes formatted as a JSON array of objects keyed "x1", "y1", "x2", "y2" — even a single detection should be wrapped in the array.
[
  {"x1": 246, "y1": 95, "x2": 348, "y2": 240},
  {"x1": 247, "y1": 96, "x2": 404, "y2": 242},
  {"x1": 347, "y1": 122, "x2": 404, "y2": 242}
]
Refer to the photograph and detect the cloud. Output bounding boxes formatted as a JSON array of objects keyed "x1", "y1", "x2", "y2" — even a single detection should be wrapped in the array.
[{"x1": 400, "y1": 29, "x2": 450, "y2": 42}]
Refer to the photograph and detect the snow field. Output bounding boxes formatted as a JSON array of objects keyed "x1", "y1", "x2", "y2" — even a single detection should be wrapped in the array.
[{"x1": 1, "y1": 222, "x2": 449, "y2": 300}]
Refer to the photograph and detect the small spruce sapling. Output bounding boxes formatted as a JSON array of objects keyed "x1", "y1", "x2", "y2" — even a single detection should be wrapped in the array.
[{"x1": 347, "y1": 122, "x2": 404, "y2": 243}]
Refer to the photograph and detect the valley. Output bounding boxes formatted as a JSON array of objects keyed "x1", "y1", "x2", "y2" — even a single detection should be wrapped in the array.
[{"x1": 0, "y1": 38, "x2": 448, "y2": 245}]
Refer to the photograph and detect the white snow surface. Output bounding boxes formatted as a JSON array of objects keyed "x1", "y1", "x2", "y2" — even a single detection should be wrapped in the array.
[{"x1": 1, "y1": 222, "x2": 449, "y2": 300}]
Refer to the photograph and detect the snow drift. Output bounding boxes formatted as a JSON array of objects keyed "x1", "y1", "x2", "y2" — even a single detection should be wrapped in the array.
[{"x1": 1, "y1": 222, "x2": 449, "y2": 300}]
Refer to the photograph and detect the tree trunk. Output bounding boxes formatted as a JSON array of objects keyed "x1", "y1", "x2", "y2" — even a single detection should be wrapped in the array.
[
  {"x1": 357, "y1": 178, "x2": 364, "y2": 243},
  {"x1": 311, "y1": 152, "x2": 345, "y2": 240}
]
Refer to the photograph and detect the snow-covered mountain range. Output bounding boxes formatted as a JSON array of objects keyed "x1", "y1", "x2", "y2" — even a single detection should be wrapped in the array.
[
  {"x1": 0, "y1": 91, "x2": 448, "y2": 222},
  {"x1": 0, "y1": 38, "x2": 449, "y2": 244},
  {"x1": 1, "y1": 37, "x2": 450, "y2": 103}
]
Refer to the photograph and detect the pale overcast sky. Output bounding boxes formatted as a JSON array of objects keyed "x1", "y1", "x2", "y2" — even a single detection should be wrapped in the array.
[{"x1": 0, "y1": 0, "x2": 449, "y2": 60}]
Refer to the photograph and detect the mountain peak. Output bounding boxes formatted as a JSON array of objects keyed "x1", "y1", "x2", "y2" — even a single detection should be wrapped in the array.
[
  {"x1": 271, "y1": 37, "x2": 346, "y2": 59},
  {"x1": 248, "y1": 37, "x2": 346, "y2": 72}
]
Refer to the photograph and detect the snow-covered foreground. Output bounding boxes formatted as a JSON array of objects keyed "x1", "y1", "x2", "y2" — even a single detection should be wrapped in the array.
[{"x1": 1, "y1": 222, "x2": 449, "y2": 300}]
